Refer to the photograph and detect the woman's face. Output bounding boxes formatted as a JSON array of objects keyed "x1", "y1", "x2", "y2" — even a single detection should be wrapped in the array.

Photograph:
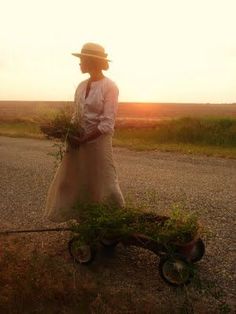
[
  {"x1": 79, "y1": 56, "x2": 100, "y2": 73},
  {"x1": 79, "y1": 56, "x2": 106, "y2": 73},
  {"x1": 79, "y1": 56, "x2": 92, "y2": 73}
]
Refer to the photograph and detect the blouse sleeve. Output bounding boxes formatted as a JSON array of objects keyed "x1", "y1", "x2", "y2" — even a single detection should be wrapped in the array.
[
  {"x1": 97, "y1": 82, "x2": 119, "y2": 134},
  {"x1": 71, "y1": 84, "x2": 81, "y2": 125}
]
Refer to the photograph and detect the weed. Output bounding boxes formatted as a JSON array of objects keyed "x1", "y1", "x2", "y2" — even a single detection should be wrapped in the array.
[{"x1": 69, "y1": 202, "x2": 200, "y2": 247}]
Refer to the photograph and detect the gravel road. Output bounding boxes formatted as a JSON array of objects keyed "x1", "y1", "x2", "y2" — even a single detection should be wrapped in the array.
[{"x1": 0, "y1": 136, "x2": 235, "y2": 313}]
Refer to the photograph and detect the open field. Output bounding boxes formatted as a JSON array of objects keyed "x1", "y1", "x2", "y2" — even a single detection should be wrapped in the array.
[
  {"x1": 0, "y1": 101, "x2": 236, "y2": 123},
  {"x1": 0, "y1": 101, "x2": 236, "y2": 158}
]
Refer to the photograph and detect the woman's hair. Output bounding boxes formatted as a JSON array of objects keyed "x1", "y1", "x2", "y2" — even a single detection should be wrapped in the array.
[
  {"x1": 82, "y1": 56, "x2": 109, "y2": 71},
  {"x1": 93, "y1": 58, "x2": 109, "y2": 71}
]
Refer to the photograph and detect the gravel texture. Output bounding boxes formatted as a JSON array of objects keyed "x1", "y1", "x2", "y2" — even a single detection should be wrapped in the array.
[{"x1": 0, "y1": 136, "x2": 235, "y2": 313}]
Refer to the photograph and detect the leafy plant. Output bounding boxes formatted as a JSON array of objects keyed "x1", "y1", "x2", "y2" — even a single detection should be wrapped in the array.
[
  {"x1": 41, "y1": 110, "x2": 84, "y2": 164},
  {"x1": 40, "y1": 110, "x2": 83, "y2": 141},
  {"x1": 69, "y1": 202, "x2": 200, "y2": 247}
]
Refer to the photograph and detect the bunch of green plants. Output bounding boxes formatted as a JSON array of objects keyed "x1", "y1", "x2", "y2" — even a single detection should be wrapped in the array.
[
  {"x1": 70, "y1": 202, "x2": 199, "y2": 246},
  {"x1": 41, "y1": 110, "x2": 84, "y2": 165},
  {"x1": 40, "y1": 110, "x2": 83, "y2": 141}
]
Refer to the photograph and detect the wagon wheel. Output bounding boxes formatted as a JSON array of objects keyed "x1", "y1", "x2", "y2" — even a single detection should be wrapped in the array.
[
  {"x1": 159, "y1": 254, "x2": 194, "y2": 286},
  {"x1": 68, "y1": 237, "x2": 95, "y2": 265},
  {"x1": 176, "y1": 238, "x2": 205, "y2": 263},
  {"x1": 100, "y1": 236, "x2": 120, "y2": 248},
  {"x1": 189, "y1": 238, "x2": 205, "y2": 263}
]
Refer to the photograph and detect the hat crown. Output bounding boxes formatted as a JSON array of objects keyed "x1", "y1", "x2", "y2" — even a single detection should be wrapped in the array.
[
  {"x1": 81, "y1": 42, "x2": 107, "y2": 58},
  {"x1": 72, "y1": 42, "x2": 111, "y2": 61}
]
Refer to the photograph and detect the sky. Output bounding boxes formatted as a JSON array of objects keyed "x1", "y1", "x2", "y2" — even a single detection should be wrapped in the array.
[{"x1": 0, "y1": 0, "x2": 236, "y2": 103}]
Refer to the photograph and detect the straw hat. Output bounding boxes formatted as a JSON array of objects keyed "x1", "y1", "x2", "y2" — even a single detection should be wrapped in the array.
[{"x1": 72, "y1": 42, "x2": 111, "y2": 61}]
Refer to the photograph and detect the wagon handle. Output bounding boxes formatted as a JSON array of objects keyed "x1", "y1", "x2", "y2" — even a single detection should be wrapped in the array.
[{"x1": 0, "y1": 227, "x2": 71, "y2": 235}]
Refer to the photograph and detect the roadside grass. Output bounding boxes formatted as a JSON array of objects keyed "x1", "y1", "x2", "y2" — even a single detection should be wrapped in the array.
[
  {"x1": 114, "y1": 117, "x2": 236, "y2": 158},
  {"x1": 0, "y1": 236, "x2": 100, "y2": 313},
  {"x1": 0, "y1": 233, "x2": 193, "y2": 314},
  {"x1": 0, "y1": 197, "x2": 232, "y2": 314},
  {"x1": 0, "y1": 116, "x2": 236, "y2": 158},
  {"x1": 113, "y1": 138, "x2": 236, "y2": 158},
  {"x1": 0, "y1": 121, "x2": 44, "y2": 139},
  {"x1": 114, "y1": 116, "x2": 236, "y2": 146}
]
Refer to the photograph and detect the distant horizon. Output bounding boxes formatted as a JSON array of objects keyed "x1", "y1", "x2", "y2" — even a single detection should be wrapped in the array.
[{"x1": 0, "y1": 100, "x2": 235, "y2": 105}]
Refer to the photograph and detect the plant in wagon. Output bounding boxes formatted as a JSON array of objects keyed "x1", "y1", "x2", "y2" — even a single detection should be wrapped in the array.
[{"x1": 69, "y1": 202, "x2": 202, "y2": 249}]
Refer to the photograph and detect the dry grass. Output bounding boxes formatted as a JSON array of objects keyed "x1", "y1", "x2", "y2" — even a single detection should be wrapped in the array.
[
  {"x1": 0, "y1": 234, "x2": 176, "y2": 314},
  {"x1": 0, "y1": 231, "x2": 232, "y2": 314},
  {"x1": 0, "y1": 234, "x2": 98, "y2": 313}
]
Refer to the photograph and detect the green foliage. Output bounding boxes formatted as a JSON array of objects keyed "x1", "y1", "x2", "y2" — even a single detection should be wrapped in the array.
[
  {"x1": 155, "y1": 205, "x2": 199, "y2": 243},
  {"x1": 41, "y1": 110, "x2": 84, "y2": 165},
  {"x1": 155, "y1": 117, "x2": 236, "y2": 146},
  {"x1": 40, "y1": 110, "x2": 83, "y2": 141},
  {"x1": 70, "y1": 202, "x2": 137, "y2": 245},
  {"x1": 47, "y1": 142, "x2": 67, "y2": 167},
  {"x1": 0, "y1": 122, "x2": 42, "y2": 138},
  {"x1": 115, "y1": 117, "x2": 236, "y2": 148},
  {"x1": 70, "y1": 202, "x2": 200, "y2": 246}
]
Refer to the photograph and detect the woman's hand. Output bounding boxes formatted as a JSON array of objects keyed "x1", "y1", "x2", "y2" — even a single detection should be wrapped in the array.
[
  {"x1": 67, "y1": 134, "x2": 83, "y2": 149},
  {"x1": 67, "y1": 128, "x2": 102, "y2": 148}
]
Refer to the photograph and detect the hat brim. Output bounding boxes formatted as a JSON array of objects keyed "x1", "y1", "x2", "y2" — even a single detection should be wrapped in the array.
[{"x1": 72, "y1": 52, "x2": 111, "y2": 62}]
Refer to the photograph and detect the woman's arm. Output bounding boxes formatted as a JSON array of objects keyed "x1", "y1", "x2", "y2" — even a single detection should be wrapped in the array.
[
  {"x1": 78, "y1": 127, "x2": 102, "y2": 144},
  {"x1": 97, "y1": 82, "x2": 119, "y2": 134},
  {"x1": 67, "y1": 126, "x2": 102, "y2": 147}
]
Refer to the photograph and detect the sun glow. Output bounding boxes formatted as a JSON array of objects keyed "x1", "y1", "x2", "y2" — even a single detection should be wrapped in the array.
[{"x1": 0, "y1": 0, "x2": 236, "y2": 103}]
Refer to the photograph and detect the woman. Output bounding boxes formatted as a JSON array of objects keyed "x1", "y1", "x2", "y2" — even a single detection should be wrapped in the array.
[{"x1": 44, "y1": 42, "x2": 125, "y2": 222}]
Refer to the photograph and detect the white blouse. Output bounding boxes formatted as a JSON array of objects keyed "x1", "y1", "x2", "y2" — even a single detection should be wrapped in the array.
[{"x1": 71, "y1": 76, "x2": 119, "y2": 136}]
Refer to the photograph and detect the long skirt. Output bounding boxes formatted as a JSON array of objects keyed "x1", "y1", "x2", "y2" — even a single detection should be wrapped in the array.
[{"x1": 43, "y1": 134, "x2": 125, "y2": 223}]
